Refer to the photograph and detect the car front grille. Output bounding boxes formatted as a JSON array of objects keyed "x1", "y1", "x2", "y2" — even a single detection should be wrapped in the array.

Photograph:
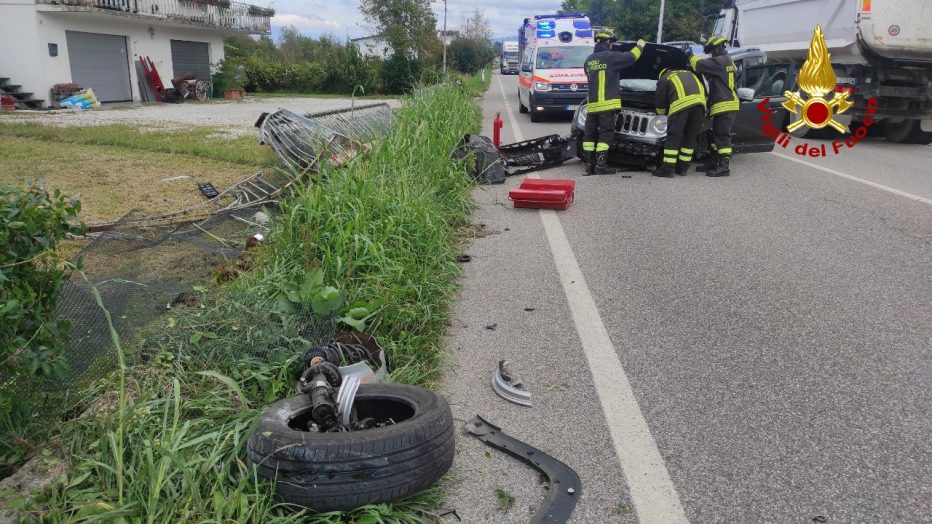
[
  {"x1": 616, "y1": 111, "x2": 649, "y2": 135},
  {"x1": 552, "y1": 83, "x2": 588, "y2": 92}
]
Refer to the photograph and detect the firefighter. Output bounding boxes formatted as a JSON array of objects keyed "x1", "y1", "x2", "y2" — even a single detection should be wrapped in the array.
[
  {"x1": 653, "y1": 68, "x2": 706, "y2": 177},
  {"x1": 582, "y1": 30, "x2": 646, "y2": 175},
  {"x1": 688, "y1": 35, "x2": 739, "y2": 177}
]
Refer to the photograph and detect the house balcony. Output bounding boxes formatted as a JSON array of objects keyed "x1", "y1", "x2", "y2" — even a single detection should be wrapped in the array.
[{"x1": 36, "y1": 0, "x2": 272, "y2": 35}]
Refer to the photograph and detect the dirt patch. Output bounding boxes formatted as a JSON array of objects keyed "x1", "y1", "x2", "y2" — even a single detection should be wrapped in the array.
[{"x1": 0, "y1": 136, "x2": 255, "y2": 224}]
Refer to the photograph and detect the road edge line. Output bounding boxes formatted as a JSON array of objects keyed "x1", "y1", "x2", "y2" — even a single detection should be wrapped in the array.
[
  {"x1": 771, "y1": 151, "x2": 932, "y2": 206},
  {"x1": 495, "y1": 74, "x2": 689, "y2": 523}
]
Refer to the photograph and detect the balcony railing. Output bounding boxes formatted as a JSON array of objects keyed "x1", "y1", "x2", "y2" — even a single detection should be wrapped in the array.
[{"x1": 39, "y1": 0, "x2": 272, "y2": 34}]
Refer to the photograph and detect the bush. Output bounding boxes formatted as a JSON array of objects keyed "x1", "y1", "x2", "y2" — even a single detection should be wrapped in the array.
[
  {"x1": 447, "y1": 38, "x2": 495, "y2": 75},
  {"x1": 1, "y1": 184, "x2": 83, "y2": 416},
  {"x1": 380, "y1": 54, "x2": 422, "y2": 94}
]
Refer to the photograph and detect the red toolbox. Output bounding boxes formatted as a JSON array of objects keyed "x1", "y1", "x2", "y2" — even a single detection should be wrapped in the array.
[
  {"x1": 508, "y1": 178, "x2": 575, "y2": 210},
  {"x1": 519, "y1": 178, "x2": 576, "y2": 193},
  {"x1": 508, "y1": 188, "x2": 573, "y2": 210}
]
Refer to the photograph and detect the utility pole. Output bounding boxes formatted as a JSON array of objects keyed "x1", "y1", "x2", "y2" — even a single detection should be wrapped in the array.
[
  {"x1": 442, "y1": 0, "x2": 448, "y2": 74},
  {"x1": 656, "y1": 0, "x2": 666, "y2": 43}
]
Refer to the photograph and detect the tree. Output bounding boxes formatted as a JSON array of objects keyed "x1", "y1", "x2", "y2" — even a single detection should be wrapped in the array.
[
  {"x1": 462, "y1": 8, "x2": 492, "y2": 42},
  {"x1": 559, "y1": 0, "x2": 723, "y2": 42},
  {"x1": 360, "y1": 0, "x2": 439, "y2": 60}
]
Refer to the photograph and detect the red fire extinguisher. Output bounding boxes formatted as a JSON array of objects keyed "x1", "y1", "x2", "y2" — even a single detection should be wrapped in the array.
[{"x1": 493, "y1": 112, "x2": 504, "y2": 147}]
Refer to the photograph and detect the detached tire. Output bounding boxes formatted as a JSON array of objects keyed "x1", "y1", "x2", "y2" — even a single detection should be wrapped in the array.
[{"x1": 247, "y1": 384, "x2": 454, "y2": 512}]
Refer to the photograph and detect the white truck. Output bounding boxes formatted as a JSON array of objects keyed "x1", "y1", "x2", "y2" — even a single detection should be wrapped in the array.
[
  {"x1": 710, "y1": 0, "x2": 932, "y2": 143},
  {"x1": 501, "y1": 41, "x2": 521, "y2": 75}
]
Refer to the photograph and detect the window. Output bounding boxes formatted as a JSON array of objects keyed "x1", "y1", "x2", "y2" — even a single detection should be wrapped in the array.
[
  {"x1": 522, "y1": 48, "x2": 534, "y2": 71},
  {"x1": 534, "y1": 46, "x2": 590, "y2": 70},
  {"x1": 740, "y1": 64, "x2": 791, "y2": 98}
]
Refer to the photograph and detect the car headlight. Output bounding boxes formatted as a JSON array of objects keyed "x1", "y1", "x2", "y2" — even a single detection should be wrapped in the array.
[
  {"x1": 650, "y1": 115, "x2": 668, "y2": 135},
  {"x1": 575, "y1": 105, "x2": 588, "y2": 128},
  {"x1": 534, "y1": 82, "x2": 552, "y2": 92}
]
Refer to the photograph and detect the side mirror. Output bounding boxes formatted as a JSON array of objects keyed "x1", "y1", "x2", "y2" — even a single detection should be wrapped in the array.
[
  {"x1": 521, "y1": 64, "x2": 532, "y2": 73},
  {"x1": 736, "y1": 87, "x2": 755, "y2": 102}
]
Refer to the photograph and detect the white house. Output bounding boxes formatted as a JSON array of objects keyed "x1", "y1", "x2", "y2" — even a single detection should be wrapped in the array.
[
  {"x1": 350, "y1": 35, "x2": 389, "y2": 59},
  {"x1": 0, "y1": 0, "x2": 271, "y2": 106}
]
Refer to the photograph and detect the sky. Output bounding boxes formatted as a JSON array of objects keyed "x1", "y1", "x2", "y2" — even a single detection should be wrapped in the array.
[{"x1": 265, "y1": 0, "x2": 565, "y2": 42}]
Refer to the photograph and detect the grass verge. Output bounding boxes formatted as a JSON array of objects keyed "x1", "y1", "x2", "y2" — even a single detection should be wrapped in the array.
[
  {"x1": 0, "y1": 123, "x2": 276, "y2": 168},
  {"x1": 0, "y1": 136, "x2": 261, "y2": 223},
  {"x1": 5, "y1": 79, "x2": 481, "y2": 522}
]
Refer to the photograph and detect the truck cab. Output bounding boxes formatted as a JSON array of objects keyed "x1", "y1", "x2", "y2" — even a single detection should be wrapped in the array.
[
  {"x1": 516, "y1": 13, "x2": 594, "y2": 122},
  {"x1": 501, "y1": 42, "x2": 521, "y2": 75}
]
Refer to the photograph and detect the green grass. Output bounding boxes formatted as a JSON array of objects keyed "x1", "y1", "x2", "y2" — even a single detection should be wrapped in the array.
[
  {"x1": 0, "y1": 123, "x2": 276, "y2": 168},
  {"x1": 8, "y1": 78, "x2": 482, "y2": 522}
]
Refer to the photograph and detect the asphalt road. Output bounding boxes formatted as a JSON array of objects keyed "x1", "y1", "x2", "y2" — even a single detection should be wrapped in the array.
[{"x1": 442, "y1": 72, "x2": 931, "y2": 523}]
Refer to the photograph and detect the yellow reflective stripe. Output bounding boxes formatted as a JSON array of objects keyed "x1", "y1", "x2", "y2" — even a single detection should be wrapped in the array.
[
  {"x1": 717, "y1": 147, "x2": 732, "y2": 155},
  {"x1": 663, "y1": 157, "x2": 677, "y2": 164},
  {"x1": 595, "y1": 143, "x2": 610, "y2": 152},
  {"x1": 679, "y1": 154, "x2": 692, "y2": 161},
  {"x1": 728, "y1": 70, "x2": 735, "y2": 90},
  {"x1": 582, "y1": 141, "x2": 595, "y2": 151},
  {"x1": 598, "y1": 70, "x2": 605, "y2": 102},
  {"x1": 689, "y1": 55, "x2": 700, "y2": 69},
  {"x1": 587, "y1": 99, "x2": 621, "y2": 112},
  {"x1": 670, "y1": 74, "x2": 686, "y2": 100},
  {"x1": 663, "y1": 149, "x2": 678, "y2": 155},
  {"x1": 631, "y1": 47, "x2": 642, "y2": 60},
  {"x1": 680, "y1": 148, "x2": 694, "y2": 154},
  {"x1": 694, "y1": 74, "x2": 706, "y2": 98},
  {"x1": 669, "y1": 94, "x2": 706, "y2": 114},
  {"x1": 656, "y1": 108, "x2": 667, "y2": 115},
  {"x1": 710, "y1": 99, "x2": 740, "y2": 114}
]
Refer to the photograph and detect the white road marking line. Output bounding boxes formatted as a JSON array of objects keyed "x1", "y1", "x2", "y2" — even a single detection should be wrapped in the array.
[
  {"x1": 496, "y1": 74, "x2": 689, "y2": 524},
  {"x1": 771, "y1": 151, "x2": 932, "y2": 206}
]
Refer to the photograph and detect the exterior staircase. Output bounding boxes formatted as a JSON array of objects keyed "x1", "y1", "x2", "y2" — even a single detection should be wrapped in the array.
[{"x1": 0, "y1": 76, "x2": 45, "y2": 109}]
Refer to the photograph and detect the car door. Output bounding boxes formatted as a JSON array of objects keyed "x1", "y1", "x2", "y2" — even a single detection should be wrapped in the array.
[
  {"x1": 518, "y1": 47, "x2": 535, "y2": 107},
  {"x1": 731, "y1": 63, "x2": 796, "y2": 153}
]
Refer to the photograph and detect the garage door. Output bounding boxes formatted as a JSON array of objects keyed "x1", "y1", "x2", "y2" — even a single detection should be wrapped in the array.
[
  {"x1": 65, "y1": 31, "x2": 132, "y2": 103},
  {"x1": 170, "y1": 40, "x2": 210, "y2": 81}
]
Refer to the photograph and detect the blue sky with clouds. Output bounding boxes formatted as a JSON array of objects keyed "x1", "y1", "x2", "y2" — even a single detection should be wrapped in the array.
[{"x1": 264, "y1": 0, "x2": 565, "y2": 41}]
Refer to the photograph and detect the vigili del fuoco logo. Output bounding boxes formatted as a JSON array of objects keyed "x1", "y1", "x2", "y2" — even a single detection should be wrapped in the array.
[{"x1": 757, "y1": 25, "x2": 879, "y2": 158}]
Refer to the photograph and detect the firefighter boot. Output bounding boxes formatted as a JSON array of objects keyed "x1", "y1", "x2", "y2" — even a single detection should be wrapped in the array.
[
  {"x1": 696, "y1": 152, "x2": 717, "y2": 172},
  {"x1": 583, "y1": 152, "x2": 596, "y2": 176},
  {"x1": 706, "y1": 155, "x2": 731, "y2": 177},
  {"x1": 594, "y1": 152, "x2": 616, "y2": 175},
  {"x1": 675, "y1": 161, "x2": 690, "y2": 176},
  {"x1": 652, "y1": 162, "x2": 675, "y2": 178}
]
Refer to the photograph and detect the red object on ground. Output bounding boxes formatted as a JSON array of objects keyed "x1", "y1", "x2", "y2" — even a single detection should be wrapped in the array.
[
  {"x1": 519, "y1": 178, "x2": 576, "y2": 192},
  {"x1": 0, "y1": 94, "x2": 15, "y2": 111},
  {"x1": 508, "y1": 185, "x2": 574, "y2": 210},
  {"x1": 493, "y1": 112, "x2": 504, "y2": 147},
  {"x1": 139, "y1": 56, "x2": 166, "y2": 102}
]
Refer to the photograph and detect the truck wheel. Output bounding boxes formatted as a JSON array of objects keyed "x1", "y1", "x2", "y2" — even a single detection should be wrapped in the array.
[
  {"x1": 882, "y1": 119, "x2": 931, "y2": 144},
  {"x1": 246, "y1": 384, "x2": 455, "y2": 512},
  {"x1": 518, "y1": 91, "x2": 528, "y2": 113}
]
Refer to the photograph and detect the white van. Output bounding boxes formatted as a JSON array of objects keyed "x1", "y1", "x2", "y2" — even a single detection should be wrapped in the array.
[{"x1": 516, "y1": 14, "x2": 594, "y2": 122}]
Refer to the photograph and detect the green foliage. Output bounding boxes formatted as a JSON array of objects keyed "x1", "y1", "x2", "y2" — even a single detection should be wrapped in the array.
[
  {"x1": 447, "y1": 38, "x2": 496, "y2": 75},
  {"x1": 380, "y1": 54, "x2": 423, "y2": 95},
  {"x1": 560, "y1": 0, "x2": 723, "y2": 42},
  {"x1": 0, "y1": 184, "x2": 83, "y2": 415},
  {"x1": 360, "y1": 0, "x2": 439, "y2": 60}
]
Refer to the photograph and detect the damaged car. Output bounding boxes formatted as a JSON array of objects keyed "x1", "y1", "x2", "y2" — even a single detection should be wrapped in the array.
[{"x1": 570, "y1": 42, "x2": 781, "y2": 167}]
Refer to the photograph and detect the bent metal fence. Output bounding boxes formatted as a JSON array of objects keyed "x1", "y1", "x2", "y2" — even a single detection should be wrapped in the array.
[{"x1": 257, "y1": 103, "x2": 394, "y2": 174}]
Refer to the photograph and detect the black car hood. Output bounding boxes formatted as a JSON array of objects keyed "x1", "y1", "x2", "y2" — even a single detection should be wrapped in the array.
[{"x1": 612, "y1": 42, "x2": 691, "y2": 80}]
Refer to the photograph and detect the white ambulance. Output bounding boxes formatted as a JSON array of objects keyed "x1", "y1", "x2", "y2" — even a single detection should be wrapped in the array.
[{"x1": 517, "y1": 13, "x2": 594, "y2": 122}]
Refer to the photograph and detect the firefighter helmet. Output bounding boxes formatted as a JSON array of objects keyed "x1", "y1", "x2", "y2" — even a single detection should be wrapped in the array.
[
  {"x1": 703, "y1": 35, "x2": 728, "y2": 54},
  {"x1": 595, "y1": 28, "x2": 617, "y2": 43}
]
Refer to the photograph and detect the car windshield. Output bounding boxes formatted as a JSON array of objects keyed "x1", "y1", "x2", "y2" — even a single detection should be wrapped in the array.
[
  {"x1": 535, "y1": 47, "x2": 590, "y2": 69},
  {"x1": 503, "y1": 52, "x2": 519, "y2": 59},
  {"x1": 620, "y1": 79, "x2": 657, "y2": 91}
]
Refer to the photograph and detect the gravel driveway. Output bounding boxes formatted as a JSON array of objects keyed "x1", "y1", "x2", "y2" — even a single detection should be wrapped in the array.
[{"x1": 2, "y1": 97, "x2": 399, "y2": 137}]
